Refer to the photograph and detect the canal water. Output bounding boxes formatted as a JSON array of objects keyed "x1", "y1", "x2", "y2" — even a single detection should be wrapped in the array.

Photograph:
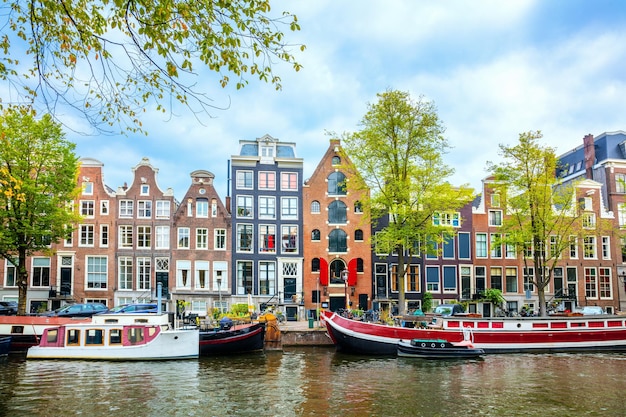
[{"x1": 1, "y1": 347, "x2": 625, "y2": 417}]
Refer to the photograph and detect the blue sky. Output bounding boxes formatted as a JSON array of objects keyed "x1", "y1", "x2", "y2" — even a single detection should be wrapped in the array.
[{"x1": 62, "y1": 1, "x2": 626, "y2": 201}]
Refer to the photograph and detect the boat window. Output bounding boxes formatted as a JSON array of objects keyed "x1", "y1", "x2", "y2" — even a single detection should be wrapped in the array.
[
  {"x1": 85, "y1": 329, "x2": 104, "y2": 345},
  {"x1": 109, "y1": 329, "x2": 122, "y2": 344},
  {"x1": 148, "y1": 327, "x2": 157, "y2": 337},
  {"x1": 67, "y1": 329, "x2": 80, "y2": 345},
  {"x1": 128, "y1": 328, "x2": 145, "y2": 344},
  {"x1": 46, "y1": 329, "x2": 59, "y2": 344},
  {"x1": 10, "y1": 326, "x2": 24, "y2": 334}
]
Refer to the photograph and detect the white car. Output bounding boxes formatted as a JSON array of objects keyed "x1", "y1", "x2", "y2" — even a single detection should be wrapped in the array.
[{"x1": 577, "y1": 306, "x2": 606, "y2": 315}]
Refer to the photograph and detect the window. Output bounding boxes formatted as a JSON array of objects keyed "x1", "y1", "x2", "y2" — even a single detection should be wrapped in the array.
[
  {"x1": 259, "y1": 225, "x2": 276, "y2": 253},
  {"x1": 118, "y1": 257, "x2": 133, "y2": 290},
  {"x1": 569, "y1": 236, "x2": 578, "y2": 259},
  {"x1": 119, "y1": 200, "x2": 133, "y2": 218},
  {"x1": 119, "y1": 225, "x2": 133, "y2": 249},
  {"x1": 258, "y1": 171, "x2": 276, "y2": 190},
  {"x1": 599, "y1": 267, "x2": 611, "y2": 299},
  {"x1": 582, "y1": 213, "x2": 596, "y2": 229},
  {"x1": 332, "y1": 156, "x2": 340, "y2": 165},
  {"x1": 328, "y1": 200, "x2": 347, "y2": 224},
  {"x1": 491, "y1": 193, "x2": 500, "y2": 207},
  {"x1": 523, "y1": 267, "x2": 534, "y2": 293},
  {"x1": 137, "y1": 226, "x2": 151, "y2": 249},
  {"x1": 310, "y1": 201, "x2": 320, "y2": 214},
  {"x1": 86, "y1": 256, "x2": 107, "y2": 289},
  {"x1": 442, "y1": 238, "x2": 454, "y2": 258},
  {"x1": 490, "y1": 233, "x2": 502, "y2": 258},
  {"x1": 196, "y1": 199, "x2": 208, "y2": 218},
  {"x1": 100, "y1": 200, "x2": 109, "y2": 215},
  {"x1": 328, "y1": 229, "x2": 347, "y2": 252},
  {"x1": 311, "y1": 258, "x2": 320, "y2": 272},
  {"x1": 354, "y1": 229, "x2": 364, "y2": 241},
  {"x1": 475, "y1": 266, "x2": 486, "y2": 293},
  {"x1": 617, "y1": 174, "x2": 626, "y2": 193},
  {"x1": 237, "y1": 224, "x2": 253, "y2": 252},
  {"x1": 490, "y1": 267, "x2": 502, "y2": 290},
  {"x1": 140, "y1": 184, "x2": 149, "y2": 195},
  {"x1": 156, "y1": 201, "x2": 170, "y2": 218},
  {"x1": 196, "y1": 228, "x2": 208, "y2": 249},
  {"x1": 356, "y1": 258, "x2": 364, "y2": 273},
  {"x1": 327, "y1": 172, "x2": 346, "y2": 195},
  {"x1": 80, "y1": 225, "x2": 95, "y2": 247},
  {"x1": 211, "y1": 199, "x2": 218, "y2": 217},
  {"x1": 175, "y1": 260, "x2": 190, "y2": 288},
  {"x1": 281, "y1": 172, "x2": 298, "y2": 191},
  {"x1": 137, "y1": 201, "x2": 152, "y2": 218},
  {"x1": 311, "y1": 229, "x2": 320, "y2": 241},
  {"x1": 137, "y1": 257, "x2": 151, "y2": 290},
  {"x1": 443, "y1": 266, "x2": 456, "y2": 293},
  {"x1": 178, "y1": 227, "x2": 190, "y2": 249},
  {"x1": 83, "y1": 181, "x2": 93, "y2": 195},
  {"x1": 259, "y1": 261, "x2": 276, "y2": 295},
  {"x1": 195, "y1": 261, "x2": 209, "y2": 289},
  {"x1": 32, "y1": 258, "x2": 50, "y2": 287},
  {"x1": 156, "y1": 226, "x2": 169, "y2": 249},
  {"x1": 355, "y1": 201, "x2": 363, "y2": 214},
  {"x1": 426, "y1": 267, "x2": 440, "y2": 292},
  {"x1": 80, "y1": 200, "x2": 95, "y2": 217},
  {"x1": 259, "y1": 196, "x2": 276, "y2": 219},
  {"x1": 602, "y1": 236, "x2": 611, "y2": 260},
  {"x1": 475, "y1": 233, "x2": 487, "y2": 258},
  {"x1": 100, "y1": 225, "x2": 109, "y2": 247},
  {"x1": 281, "y1": 226, "x2": 298, "y2": 253},
  {"x1": 433, "y1": 212, "x2": 461, "y2": 227},
  {"x1": 458, "y1": 232, "x2": 471, "y2": 259},
  {"x1": 583, "y1": 236, "x2": 596, "y2": 259},
  {"x1": 215, "y1": 229, "x2": 226, "y2": 250},
  {"x1": 505, "y1": 267, "x2": 517, "y2": 293},
  {"x1": 488, "y1": 210, "x2": 502, "y2": 226},
  {"x1": 281, "y1": 197, "x2": 298, "y2": 219},
  {"x1": 236, "y1": 170, "x2": 253, "y2": 189},
  {"x1": 585, "y1": 267, "x2": 597, "y2": 298},
  {"x1": 5, "y1": 259, "x2": 16, "y2": 287},
  {"x1": 236, "y1": 195, "x2": 253, "y2": 218},
  {"x1": 237, "y1": 261, "x2": 253, "y2": 295}
]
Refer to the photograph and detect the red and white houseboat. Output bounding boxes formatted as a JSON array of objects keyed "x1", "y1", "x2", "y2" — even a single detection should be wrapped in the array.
[
  {"x1": 27, "y1": 313, "x2": 198, "y2": 360},
  {"x1": 321, "y1": 310, "x2": 626, "y2": 355},
  {"x1": 0, "y1": 315, "x2": 91, "y2": 352}
]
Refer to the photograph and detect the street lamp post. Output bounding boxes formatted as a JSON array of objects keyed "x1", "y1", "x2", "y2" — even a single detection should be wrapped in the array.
[
  {"x1": 342, "y1": 269, "x2": 349, "y2": 309},
  {"x1": 217, "y1": 277, "x2": 222, "y2": 313}
]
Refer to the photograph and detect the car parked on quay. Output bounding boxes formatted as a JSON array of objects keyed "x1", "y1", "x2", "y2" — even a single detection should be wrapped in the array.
[
  {"x1": 0, "y1": 301, "x2": 18, "y2": 315},
  {"x1": 42, "y1": 303, "x2": 109, "y2": 318},
  {"x1": 107, "y1": 303, "x2": 158, "y2": 314}
]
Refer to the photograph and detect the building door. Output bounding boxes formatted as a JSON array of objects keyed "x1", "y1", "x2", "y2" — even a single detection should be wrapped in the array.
[
  {"x1": 358, "y1": 293, "x2": 368, "y2": 310},
  {"x1": 60, "y1": 266, "x2": 72, "y2": 296},
  {"x1": 156, "y1": 272, "x2": 169, "y2": 299},
  {"x1": 284, "y1": 278, "x2": 296, "y2": 302}
]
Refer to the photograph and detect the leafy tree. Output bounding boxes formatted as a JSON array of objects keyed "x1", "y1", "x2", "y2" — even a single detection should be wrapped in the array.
[
  {"x1": 487, "y1": 131, "x2": 614, "y2": 317},
  {"x1": 0, "y1": 0, "x2": 304, "y2": 134},
  {"x1": 0, "y1": 106, "x2": 81, "y2": 315},
  {"x1": 341, "y1": 90, "x2": 474, "y2": 315}
]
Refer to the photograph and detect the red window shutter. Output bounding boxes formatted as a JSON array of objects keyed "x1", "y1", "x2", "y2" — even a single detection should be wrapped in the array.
[
  {"x1": 320, "y1": 258, "x2": 329, "y2": 286},
  {"x1": 348, "y1": 258, "x2": 358, "y2": 286}
]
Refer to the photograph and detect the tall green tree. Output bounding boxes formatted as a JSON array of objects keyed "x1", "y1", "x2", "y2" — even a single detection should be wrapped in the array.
[
  {"x1": 0, "y1": 106, "x2": 81, "y2": 315},
  {"x1": 341, "y1": 90, "x2": 474, "y2": 315},
  {"x1": 0, "y1": 0, "x2": 304, "y2": 134},
  {"x1": 487, "y1": 131, "x2": 613, "y2": 317}
]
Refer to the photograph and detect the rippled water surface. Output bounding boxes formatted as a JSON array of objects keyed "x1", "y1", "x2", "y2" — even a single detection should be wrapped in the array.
[{"x1": 1, "y1": 348, "x2": 626, "y2": 416}]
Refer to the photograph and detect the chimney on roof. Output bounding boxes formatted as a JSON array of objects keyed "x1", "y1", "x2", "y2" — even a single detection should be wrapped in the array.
[
  {"x1": 583, "y1": 134, "x2": 595, "y2": 180},
  {"x1": 225, "y1": 196, "x2": 231, "y2": 214}
]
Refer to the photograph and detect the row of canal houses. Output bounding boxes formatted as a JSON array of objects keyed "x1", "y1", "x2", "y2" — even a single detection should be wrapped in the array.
[{"x1": 2, "y1": 132, "x2": 626, "y2": 318}]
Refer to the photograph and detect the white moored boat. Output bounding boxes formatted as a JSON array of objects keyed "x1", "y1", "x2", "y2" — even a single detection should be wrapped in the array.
[{"x1": 27, "y1": 313, "x2": 198, "y2": 360}]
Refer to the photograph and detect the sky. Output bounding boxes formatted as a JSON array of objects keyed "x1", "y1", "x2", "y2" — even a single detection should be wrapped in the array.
[{"x1": 49, "y1": 1, "x2": 626, "y2": 200}]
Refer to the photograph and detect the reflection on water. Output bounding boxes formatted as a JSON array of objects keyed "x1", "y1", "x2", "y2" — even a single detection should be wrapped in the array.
[{"x1": 1, "y1": 349, "x2": 626, "y2": 416}]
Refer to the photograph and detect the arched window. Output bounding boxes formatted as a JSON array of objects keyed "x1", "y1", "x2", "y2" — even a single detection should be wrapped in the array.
[
  {"x1": 329, "y1": 259, "x2": 346, "y2": 284},
  {"x1": 311, "y1": 258, "x2": 320, "y2": 272},
  {"x1": 327, "y1": 172, "x2": 347, "y2": 195},
  {"x1": 332, "y1": 156, "x2": 341, "y2": 165},
  {"x1": 354, "y1": 229, "x2": 363, "y2": 241},
  {"x1": 310, "y1": 200, "x2": 321, "y2": 214},
  {"x1": 356, "y1": 258, "x2": 364, "y2": 272},
  {"x1": 311, "y1": 229, "x2": 321, "y2": 241},
  {"x1": 328, "y1": 229, "x2": 347, "y2": 253},
  {"x1": 328, "y1": 200, "x2": 347, "y2": 224}
]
